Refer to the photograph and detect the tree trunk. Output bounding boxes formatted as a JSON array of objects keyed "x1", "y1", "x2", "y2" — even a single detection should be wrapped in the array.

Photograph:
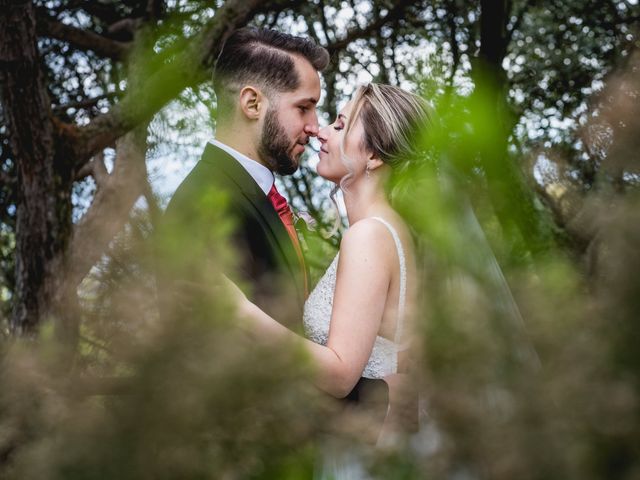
[
  {"x1": 475, "y1": 0, "x2": 553, "y2": 256},
  {"x1": 1, "y1": 0, "x2": 270, "y2": 338},
  {"x1": 0, "y1": 0, "x2": 73, "y2": 335}
]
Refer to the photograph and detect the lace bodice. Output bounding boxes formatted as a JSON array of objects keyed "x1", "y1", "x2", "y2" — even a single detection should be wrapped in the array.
[{"x1": 303, "y1": 217, "x2": 407, "y2": 379}]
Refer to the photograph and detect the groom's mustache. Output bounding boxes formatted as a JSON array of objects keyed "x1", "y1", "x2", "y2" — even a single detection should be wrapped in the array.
[{"x1": 294, "y1": 137, "x2": 310, "y2": 149}]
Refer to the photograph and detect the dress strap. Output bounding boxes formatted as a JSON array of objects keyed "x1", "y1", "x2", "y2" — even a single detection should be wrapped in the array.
[{"x1": 370, "y1": 216, "x2": 407, "y2": 344}]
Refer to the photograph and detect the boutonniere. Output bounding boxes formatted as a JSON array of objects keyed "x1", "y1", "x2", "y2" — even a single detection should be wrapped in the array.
[{"x1": 293, "y1": 211, "x2": 317, "y2": 232}]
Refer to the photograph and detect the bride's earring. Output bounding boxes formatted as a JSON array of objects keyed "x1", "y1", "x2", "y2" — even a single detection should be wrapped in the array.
[{"x1": 365, "y1": 165, "x2": 371, "y2": 178}]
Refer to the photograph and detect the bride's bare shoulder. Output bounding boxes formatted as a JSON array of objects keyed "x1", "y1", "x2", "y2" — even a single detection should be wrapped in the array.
[{"x1": 339, "y1": 217, "x2": 398, "y2": 257}]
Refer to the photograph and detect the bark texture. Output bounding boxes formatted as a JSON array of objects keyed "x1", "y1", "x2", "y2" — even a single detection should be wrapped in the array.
[{"x1": 0, "y1": 0, "x2": 72, "y2": 335}]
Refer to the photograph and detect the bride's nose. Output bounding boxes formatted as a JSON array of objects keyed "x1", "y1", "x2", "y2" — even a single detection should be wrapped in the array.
[{"x1": 317, "y1": 126, "x2": 329, "y2": 144}]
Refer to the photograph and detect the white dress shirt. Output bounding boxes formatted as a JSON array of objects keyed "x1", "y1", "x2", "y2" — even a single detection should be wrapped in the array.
[{"x1": 209, "y1": 139, "x2": 274, "y2": 195}]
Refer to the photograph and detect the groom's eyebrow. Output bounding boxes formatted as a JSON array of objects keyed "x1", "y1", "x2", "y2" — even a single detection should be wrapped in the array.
[{"x1": 299, "y1": 97, "x2": 318, "y2": 104}]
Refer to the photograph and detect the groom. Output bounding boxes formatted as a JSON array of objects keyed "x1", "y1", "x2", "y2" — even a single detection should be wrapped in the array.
[
  {"x1": 163, "y1": 27, "x2": 323, "y2": 323},
  {"x1": 162, "y1": 27, "x2": 387, "y2": 414}
]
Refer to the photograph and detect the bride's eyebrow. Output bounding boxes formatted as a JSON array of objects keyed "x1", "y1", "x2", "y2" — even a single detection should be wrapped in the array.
[{"x1": 337, "y1": 114, "x2": 348, "y2": 121}]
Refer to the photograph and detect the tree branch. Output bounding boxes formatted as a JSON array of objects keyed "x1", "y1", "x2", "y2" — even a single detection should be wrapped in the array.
[
  {"x1": 142, "y1": 174, "x2": 162, "y2": 231},
  {"x1": 325, "y1": 0, "x2": 412, "y2": 54},
  {"x1": 318, "y1": 0, "x2": 335, "y2": 44},
  {"x1": 53, "y1": 92, "x2": 118, "y2": 114},
  {"x1": 35, "y1": 9, "x2": 131, "y2": 61},
  {"x1": 75, "y1": 1, "x2": 123, "y2": 27},
  {"x1": 71, "y1": 0, "x2": 270, "y2": 166},
  {"x1": 75, "y1": 150, "x2": 110, "y2": 187},
  {"x1": 303, "y1": 15, "x2": 321, "y2": 45},
  {"x1": 371, "y1": 8, "x2": 390, "y2": 84},
  {"x1": 79, "y1": 333, "x2": 114, "y2": 355},
  {"x1": 92, "y1": 151, "x2": 110, "y2": 187},
  {"x1": 74, "y1": 158, "x2": 93, "y2": 181},
  {"x1": 445, "y1": 0, "x2": 460, "y2": 92},
  {"x1": 106, "y1": 17, "x2": 143, "y2": 41},
  {"x1": 66, "y1": 127, "x2": 148, "y2": 290}
]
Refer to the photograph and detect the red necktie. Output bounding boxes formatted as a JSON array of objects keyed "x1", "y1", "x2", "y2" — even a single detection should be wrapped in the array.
[{"x1": 267, "y1": 184, "x2": 308, "y2": 297}]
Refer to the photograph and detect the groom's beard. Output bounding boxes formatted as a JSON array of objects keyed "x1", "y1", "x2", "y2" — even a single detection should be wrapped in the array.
[{"x1": 258, "y1": 108, "x2": 305, "y2": 175}]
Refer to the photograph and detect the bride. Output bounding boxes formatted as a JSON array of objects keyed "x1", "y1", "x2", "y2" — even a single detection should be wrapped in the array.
[{"x1": 231, "y1": 83, "x2": 429, "y2": 434}]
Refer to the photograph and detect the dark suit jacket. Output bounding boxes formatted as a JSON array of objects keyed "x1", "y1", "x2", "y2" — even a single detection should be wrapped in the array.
[
  {"x1": 160, "y1": 143, "x2": 305, "y2": 328},
  {"x1": 160, "y1": 143, "x2": 387, "y2": 415}
]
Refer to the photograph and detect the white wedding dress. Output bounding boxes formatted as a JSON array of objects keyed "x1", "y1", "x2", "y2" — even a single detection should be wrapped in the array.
[
  {"x1": 302, "y1": 217, "x2": 408, "y2": 480},
  {"x1": 303, "y1": 216, "x2": 407, "y2": 377}
]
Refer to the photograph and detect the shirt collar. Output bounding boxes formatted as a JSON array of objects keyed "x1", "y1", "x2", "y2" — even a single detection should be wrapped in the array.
[{"x1": 210, "y1": 139, "x2": 274, "y2": 195}]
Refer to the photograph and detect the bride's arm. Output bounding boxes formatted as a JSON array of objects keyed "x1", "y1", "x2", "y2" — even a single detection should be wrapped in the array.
[{"x1": 236, "y1": 220, "x2": 393, "y2": 398}]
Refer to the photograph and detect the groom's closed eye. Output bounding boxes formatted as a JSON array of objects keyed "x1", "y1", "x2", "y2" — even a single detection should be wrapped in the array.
[{"x1": 296, "y1": 97, "x2": 319, "y2": 112}]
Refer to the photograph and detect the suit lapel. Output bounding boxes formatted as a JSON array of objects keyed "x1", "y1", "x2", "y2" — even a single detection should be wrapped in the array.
[{"x1": 201, "y1": 144, "x2": 302, "y2": 293}]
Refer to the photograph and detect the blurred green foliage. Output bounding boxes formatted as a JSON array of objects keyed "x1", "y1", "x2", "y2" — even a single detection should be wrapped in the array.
[
  {"x1": 2, "y1": 63, "x2": 639, "y2": 478},
  {"x1": 1, "y1": 1, "x2": 640, "y2": 478}
]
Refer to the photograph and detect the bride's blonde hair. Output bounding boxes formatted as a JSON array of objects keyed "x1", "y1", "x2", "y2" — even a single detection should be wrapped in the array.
[{"x1": 327, "y1": 83, "x2": 431, "y2": 236}]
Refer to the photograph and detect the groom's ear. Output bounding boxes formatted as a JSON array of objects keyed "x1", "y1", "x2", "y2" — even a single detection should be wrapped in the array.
[{"x1": 239, "y1": 86, "x2": 264, "y2": 120}]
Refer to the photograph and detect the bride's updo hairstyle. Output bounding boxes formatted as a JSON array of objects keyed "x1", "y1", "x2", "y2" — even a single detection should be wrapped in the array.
[
  {"x1": 327, "y1": 84, "x2": 431, "y2": 235},
  {"x1": 343, "y1": 83, "x2": 430, "y2": 173}
]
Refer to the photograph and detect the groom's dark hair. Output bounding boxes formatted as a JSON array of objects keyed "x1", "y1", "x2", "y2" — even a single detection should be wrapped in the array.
[{"x1": 213, "y1": 27, "x2": 329, "y2": 118}]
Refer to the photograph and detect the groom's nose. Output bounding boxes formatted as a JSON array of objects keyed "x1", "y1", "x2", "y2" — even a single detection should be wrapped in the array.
[{"x1": 304, "y1": 113, "x2": 320, "y2": 137}]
